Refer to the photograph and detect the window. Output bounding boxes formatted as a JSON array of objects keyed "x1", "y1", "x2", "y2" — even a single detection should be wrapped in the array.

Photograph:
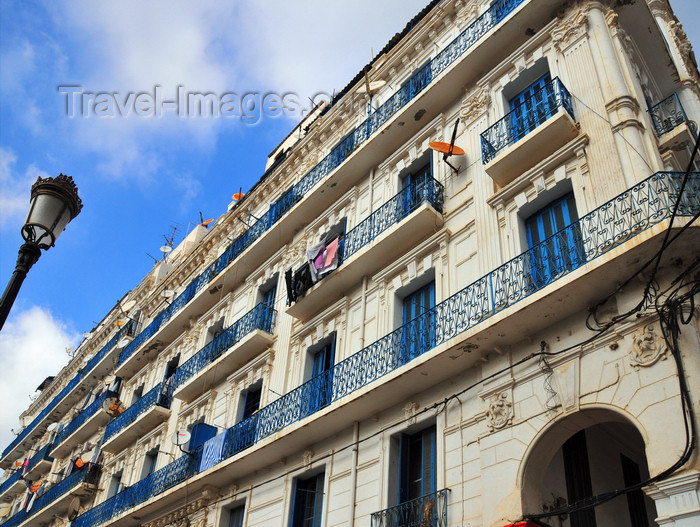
[
  {"x1": 242, "y1": 384, "x2": 262, "y2": 421},
  {"x1": 227, "y1": 505, "x2": 245, "y2": 527},
  {"x1": 398, "y1": 426, "x2": 436, "y2": 504},
  {"x1": 131, "y1": 385, "x2": 144, "y2": 405},
  {"x1": 562, "y1": 430, "x2": 597, "y2": 527},
  {"x1": 206, "y1": 318, "x2": 225, "y2": 345},
  {"x1": 301, "y1": 336, "x2": 336, "y2": 418},
  {"x1": 107, "y1": 470, "x2": 123, "y2": 498},
  {"x1": 509, "y1": 73, "x2": 554, "y2": 142},
  {"x1": 259, "y1": 278, "x2": 278, "y2": 331},
  {"x1": 400, "y1": 162, "x2": 433, "y2": 219},
  {"x1": 291, "y1": 472, "x2": 325, "y2": 527},
  {"x1": 401, "y1": 281, "x2": 436, "y2": 363},
  {"x1": 525, "y1": 193, "x2": 584, "y2": 287},
  {"x1": 140, "y1": 446, "x2": 159, "y2": 479}
]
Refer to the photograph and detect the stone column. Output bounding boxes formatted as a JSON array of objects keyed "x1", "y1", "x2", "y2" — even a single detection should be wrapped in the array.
[
  {"x1": 585, "y1": 1, "x2": 651, "y2": 186},
  {"x1": 645, "y1": 471, "x2": 700, "y2": 526}
]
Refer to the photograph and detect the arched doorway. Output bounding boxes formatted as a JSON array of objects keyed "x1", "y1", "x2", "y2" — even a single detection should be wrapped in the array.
[{"x1": 520, "y1": 409, "x2": 657, "y2": 527}]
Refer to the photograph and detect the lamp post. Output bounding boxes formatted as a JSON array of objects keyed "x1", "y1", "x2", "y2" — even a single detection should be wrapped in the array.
[{"x1": 0, "y1": 174, "x2": 83, "y2": 331}]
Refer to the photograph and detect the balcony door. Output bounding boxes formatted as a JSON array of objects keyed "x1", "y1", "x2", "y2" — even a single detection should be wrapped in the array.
[
  {"x1": 509, "y1": 73, "x2": 552, "y2": 142},
  {"x1": 402, "y1": 281, "x2": 436, "y2": 363},
  {"x1": 525, "y1": 193, "x2": 585, "y2": 288}
]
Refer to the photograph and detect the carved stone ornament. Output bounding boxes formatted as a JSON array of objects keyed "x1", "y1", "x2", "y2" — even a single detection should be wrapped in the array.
[
  {"x1": 629, "y1": 324, "x2": 668, "y2": 369},
  {"x1": 552, "y1": 8, "x2": 587, "y2": 52},
  {"x1": 403, "y1": 401, "x2": 419, "y2": 422},
  {"x1": 459, "y1": 87, "x2": 491, "y2": 124},
  {"x1": 142, "y1": 496, "x2": 210, "y2": 527},
  {"x1": 486, "y1": 392, "x2": 513, "y2": 432},
  {"x1": 303, "y1": 450, "x2": 314, "y2": 468}
]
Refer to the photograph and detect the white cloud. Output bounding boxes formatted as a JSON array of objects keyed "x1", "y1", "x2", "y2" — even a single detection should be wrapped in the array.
[
  {"x1": 0, "y1": 306, "x2": 78, "y2": 452},
  {"x1": 0, "y1": 147, "x2": 51, "y2": 230}
]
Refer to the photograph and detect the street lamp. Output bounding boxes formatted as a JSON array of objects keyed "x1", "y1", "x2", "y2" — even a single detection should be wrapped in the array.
[{"x1": 0, "y1": 174, "x2": 83, "y2": 331}]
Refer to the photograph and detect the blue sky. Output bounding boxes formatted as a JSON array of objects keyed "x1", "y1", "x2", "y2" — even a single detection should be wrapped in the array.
[{"x1": 0, "y1": 0, "x2": 698, "y2": 448}]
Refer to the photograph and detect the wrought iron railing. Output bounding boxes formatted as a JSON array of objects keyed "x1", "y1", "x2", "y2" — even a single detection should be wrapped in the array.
[
  {"x1": 73, "y1": 172, "x2": 699, "y2": 527},
  {"x1": 1, "y1": 322, "x2": 133, "y2": 462},
  {"x1": 2, "y1": 463, "x2": 100, "y2": 527},
  {"x1": 344, "y1": 175, "x2": 444, "y2": 258},
  {"x1": 290, "y1": 176, "x2": 444, "y2": 299},
  {"x1": 371, "y1": 489, "x2": 450, "y2": 527},
  {"x1": 481, "y1": 77, "x2": 574, "y2": 163},
  {"x1": 171, "y1": 303, "x2": 277, "y2": 393},
  {"x1": 72, "y1": 452, "x2": 201, "y2": 527},
  {"x1": 50, "y1": 391, "x2": 115, "y2": 454},
  {"x1": 114, "y1": 0, "x2": 525, "y2": 372},
  {"x1": 0, "y1": 443, "x2": 54, "y2": 498},
  {"x1": 648, "y1": 93, "x2": 690, "y2": 138},
  {"x1": 102, "y1": 382, "x2": 173, "y2": 444}
]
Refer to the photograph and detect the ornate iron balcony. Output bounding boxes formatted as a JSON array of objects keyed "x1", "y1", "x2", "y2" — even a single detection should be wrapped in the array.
[
  {"x1": 51, "y1": 390, "x2": 116, "y2": 453},
  {"x1": 1, "y1": 322, "x2": 133, "y2": 463},
  {"x1": 370, "y1": 489, "x2": 450, "y2": 527},
  {"x1": 102, "y1": 382, "x2": 173, "y2": 444},
  {"x1": 24, "y1": 443, "x2": 53, "y2": 475},
  {"x1": 73, "y1": 171, "x2": 699, "y2": 527},
  {"x1": 481, "y1": 76, "x2": 574, "y2": 163},
  {"x1": 648, "y1": 93, "x2": 690, "y2": 137},
  {"x1": 0, "y1": 443, "x2": 54, "y2": 498},
  {"x1": 0, "y1": 468, "x2": 22, "y2": 498},
  {"x1": 114, "y1": 0, "x2": 525, "y2": 373},
  {"x1": 171, "y1": 302, "x2": 277, "y2": 392},
  {"x1": 2, "y1": 463, "x2": 100, "y2": 527}
]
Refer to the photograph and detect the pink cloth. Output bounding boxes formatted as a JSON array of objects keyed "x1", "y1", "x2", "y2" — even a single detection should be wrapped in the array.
[{"x1": 324, "y1": 238, "x2": 339, "y2": 268}]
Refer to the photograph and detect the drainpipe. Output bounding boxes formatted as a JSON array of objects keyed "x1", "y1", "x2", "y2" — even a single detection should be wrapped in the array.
[{"x1": 349, "y1": 421, "x2": 360, "y2": 527}]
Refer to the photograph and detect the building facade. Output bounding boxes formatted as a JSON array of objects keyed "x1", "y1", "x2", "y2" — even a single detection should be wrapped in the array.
[{"x1": 1, "y1": 0, "x2": 700, "y2": 526}]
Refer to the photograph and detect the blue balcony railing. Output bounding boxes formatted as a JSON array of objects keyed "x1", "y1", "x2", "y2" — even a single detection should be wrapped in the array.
[
  {"x1": 481, "y1": 77, "x2": 574, "y2": 163},
  {"x1": 51, "y1": 391, "x2": 115, "y2": 453},
  {"x1": 344, "y1": 175, "x2": 443, "y2": 259},
  {"x1": 1, "y1": 323, "x2": 133, "y2": 463},
  {"x1": 171, "y1": 303, "x2": 277, "y2": 392},
  {"x1": 74, "y1": 171, "x2": 699, "y2": 527},
  {"x1": 102, "y1": 382, "x2": 173, "y2": 444},
  {"x1": 115, "y1": 0, "x2": 525, "y2": 371},
  {"x1": 0, "y1": 444, "x2": 54, "y2": 498},
  {"x1": 649, "y1": 93, "x2": 690, "y2": 137},
  {"x1": 371, "y1": 489, "x2": 450, "y2": 527},
  {"x1": 2, "y1": 464, "x2": 100, "y2": 527}
]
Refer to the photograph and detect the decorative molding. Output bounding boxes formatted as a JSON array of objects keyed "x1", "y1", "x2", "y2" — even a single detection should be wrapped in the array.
[
  {"x1": 552, "y1": 8, "x2": 588, "y2": 52},
  {"x1": 629, "y1": 324, "x2": 668, "y2": 369},
  {"x1": 403, "y1": 401, "x2": 419, "y2": 424},
  {"x1": 486, "y1": 392, "x2": 513, "y2": 432},
  {"x1": 459, "y1": 87, "x2": 491, "y2": 125}
]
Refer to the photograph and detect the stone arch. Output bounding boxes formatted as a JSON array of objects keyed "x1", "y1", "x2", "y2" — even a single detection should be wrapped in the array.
[{"x1": 518, "y1": 406, "x2": 656, "y2": 526}]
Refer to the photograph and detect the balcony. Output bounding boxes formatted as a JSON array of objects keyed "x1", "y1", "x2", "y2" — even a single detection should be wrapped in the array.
[
  {"x1": 50, "y1": 391, "x2": 115, "y2": 459},
  {"x1": 287, "y1": 176, "x2": 444, "y2": 321},
  {"x1": 172, "y1": 303, "x2": 276, "y2": 403},
  {"x1": 1, "y1": 464, "x2": 100, "y2": 527},
  {"x1": 101, "y1": 383, "x2": 172, "y2": 453},
  {"x1": 481, "y1": 77, "x2": 577, "y2": 187},
  {"x1": 110, "y1": 0, "x2": 550, "y2": 383},
  {"x1": 70, "y1": 171, "x2": 699, "y2": 527},
  {"x1": 649, "y1": 93, "x2": 696, "y2": 150},
  {"x1": 0, "y1": 471, "x2": 24, "y2": 503},
  {"x1": 371, "y1": 489, "x2": 450, "y2": 527},
  {"x1": 0, "y1": 322, "x2": 133, "y2": 469}
]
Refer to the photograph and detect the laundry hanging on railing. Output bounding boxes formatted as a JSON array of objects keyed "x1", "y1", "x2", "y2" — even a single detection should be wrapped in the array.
[{"x1": 287, "y1": 228, "x2": 344, "y2": 304}]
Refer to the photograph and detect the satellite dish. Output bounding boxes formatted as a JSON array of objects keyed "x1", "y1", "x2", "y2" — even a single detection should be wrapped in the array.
[
  {"x1": 104, "y1": 375, "x2": 117, "y2": 385},
  {"x1": 358, "y1": 80, "x2": 387, "y2": 94},
  {"x1": 47, "y1": 423, "x2": 58, "y2": 432},
  {"x1": 160, "y1": 245, "x2": 173, "y2": 254},
  {"x1": 232, "y1": 192, "x2": 245, "y2": 201},
  {"x1": 103, "y1": 397, "x2": 126, "y2": 418},
  {"x1": 0, "y1": 503, "x2": 11, "y2": 518},
  {"x1": 428, "y1": 141, "x2": 465, "y2": 156},
  {"x1": 79, "y1": 449, "x2": 96, "y2": 464},
  {"x1": 114, "y1": 320, "x2": 127, "y2": 328},
  {"x1": 161, "y1": 290, "x2": 175, "y2": 299},
  {"x1": 81, "y1": 354, "x2": 95, "y2": 366},
  {"x1": 82, "y1": 332, "x2": 92, "y2": 339},
  {"x1": 171, "y1": 430, "x2": 191, "y2": 446},
  {"x1": 117, "y1": 337, "x2": 132, "y2": 349},
  {"x1": 67, "y1": 497, "x2": 81, "y2": 521},
  {"x1": 201, "y1": 219, "x2": 214, "y2": 227},
  {"x1": 120, "y1": 300, "x2": 137, "y2": 313}
]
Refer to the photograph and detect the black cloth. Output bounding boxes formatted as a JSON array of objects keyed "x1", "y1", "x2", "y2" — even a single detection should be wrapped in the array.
[
  {"x1": 293, "y1": 263, "x2": 315, "y2": 300},
  {"x1": 285, "y1": 268, "x2": 295, "y2": 305}
]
